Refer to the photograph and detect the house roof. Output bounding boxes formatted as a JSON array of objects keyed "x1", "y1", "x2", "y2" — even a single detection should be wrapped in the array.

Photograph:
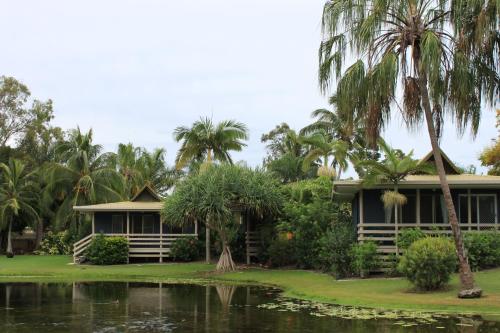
[
  {"x1": 73, "y1": 185, "x2": 163, "y2": 212},
  {"x1": 73, "y1": 201, "x2": 163, "y2": 212},
  {"x1": 417, "y1": 149, "x2": 462, "y2": 175},
  {"x1": 335, "y1": 174, "x2": 500, "y2": 194}
]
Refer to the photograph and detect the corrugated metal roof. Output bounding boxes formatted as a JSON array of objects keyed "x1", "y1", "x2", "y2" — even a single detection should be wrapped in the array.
[{"x1": 73, "y1": 201, "x2": 163, "y2": 212}]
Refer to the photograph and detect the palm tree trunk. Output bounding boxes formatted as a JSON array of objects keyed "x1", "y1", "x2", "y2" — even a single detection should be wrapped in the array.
[
  {"x1": 6, "y1": 220, "x2": 13, "y2": 257},
  {"x1": 418, "y1": 73, "x2": 477, "y2": 294}
]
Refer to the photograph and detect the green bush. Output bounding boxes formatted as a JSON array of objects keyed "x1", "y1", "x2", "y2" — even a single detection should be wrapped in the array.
[
  {"x1": 85, "y1": 234, "x2": 128, "y2": 265},
  {"x1": 464, "y1": 232, "x2": 500, "y2": 271},
  {"x1": 266, "y1": 238, "x2": 296, "y2": 267},
  {"x1": 351, "y1": 242, "x2": 379, "y2": 277},
  {"x1": 170, "y1": 237, "x2": 200, "y2": 262},
  {"x1": 318, "y1": 222, "x2": 356, "y2": 278},
  {"x1": 398, "y1": 237, "x2": 457, "y2": 290},
  {"x1": 35, "y1": 231, "x2": 72, "y2": 255},
  {"x1": 397, "y1": 228, "x2": 426, "y2": 250}
]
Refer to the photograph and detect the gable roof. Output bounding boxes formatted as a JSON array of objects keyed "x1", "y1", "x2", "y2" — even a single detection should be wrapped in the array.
[
  {"x1": 417, "y1": 149, "x2": 462, "y2": 175},
  {"x1": 73, "y1": 185, "x2": 163, "y2": 212},
  {"x1": 131, "y1": 185, "x2": 161, "y2": 202}
]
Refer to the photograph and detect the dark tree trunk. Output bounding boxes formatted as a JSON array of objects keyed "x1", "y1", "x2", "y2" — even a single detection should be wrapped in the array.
[
  {"x1": 418, "y1": 72, "x2": 478, "y2": 295},
  {"x1": 35, "y1": 219, "x2": 43, "y2": 250}
]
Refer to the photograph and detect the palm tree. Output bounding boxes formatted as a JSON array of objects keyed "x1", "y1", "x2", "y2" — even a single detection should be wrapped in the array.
[
  {"x1": 174, "y1": 117, "x2": 249, "y2": 170},
  {"x1": 113, "y1": 143, "x2": 144, "y2": 198},
  {"x1": 319, "y1": 0, "x2": 498, "y2": 296},
  {"x1": 46, "y1": 128, "x2": 123, "y2": 229},
  {"x1": 136, "y1": 148, "x2": 180, "y2": 195},
  {"x1": 357, "y1": 139, "x2": 434, "y2": 224},
  {"x1": 300, "y1": 129, "x2": 349, "y2": 179},
  {"x1": 0, "y1": 159, "x2": 39, "y2": 257}
]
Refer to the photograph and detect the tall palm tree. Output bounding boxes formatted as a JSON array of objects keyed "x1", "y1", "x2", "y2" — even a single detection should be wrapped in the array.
[
  {"x1": 46, "y1": 128, "x2": 123, "y2": 229},
  {"x1": 357, "y1": 139, "x2": 434, "y2": 223},
  {"x1": 174, "y1": 117, "x2": 249, "y2": 170},
  {"x1": 113, "y1": 143, "x2": 144, "y2": 198},
  {"x1": 319, "y1": 0, "x2": 499, "y2": 296},
  {"x1": 137, "y1": 148, "x2": 180, "y2": 195},
  {"x1": 0, "y1": 159, "x2": 39, "y2": 257},
  {"x1": 300, "y1": 129, "x2": 349, "y2": 179}
]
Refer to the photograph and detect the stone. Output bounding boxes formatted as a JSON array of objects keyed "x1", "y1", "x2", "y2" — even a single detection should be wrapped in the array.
[{"x1": 458, "y1": 288, "x2": 482, "y2": 299}]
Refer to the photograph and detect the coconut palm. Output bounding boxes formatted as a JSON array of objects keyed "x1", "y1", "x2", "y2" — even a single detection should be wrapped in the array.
[
  {"x1": 0, "y1": 159, "x2": 39, "y2": 257},
  {"x1": 357, "y1": 138, "x2": 434, "y2": 223},
  {"x1": 174, "y1": 117, "x2": 249, "y2": 170},
  {"x1": 113, "y1": 143, "x2": 144, "y2": 198},
  {"x1": 162, "y1": 164, "x2": 282, "y2": 271},
  {"x1": 136, "y1": 148, "x2": 180, "y2": 196},
  {"x1": 319, "y1": 0, "x2": 499, "y2": 295},
  {"x1": 46, "y1": 128, "x2": 123, "y2": 229},
  {"x1": 300, "y1": 129, "x2": 349, "y2": 179}
]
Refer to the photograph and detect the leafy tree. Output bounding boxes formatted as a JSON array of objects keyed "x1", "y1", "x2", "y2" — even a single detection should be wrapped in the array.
[
  {"x1": 262, "y1": 124, "x2": 315, "y2": 182},
  {"x1": 162, "y1": 164, "x2": 282, "y2": 271},
  {"x1": 357, "y1": 138, "x2": 434, "y2": 223},
  {"x1": 46, "y1": 128, "x2": 123, "y2": 229},
  {"x1": 319, "y1": 0, "x2": 499, "y2": 295},
  {"x1": 300, "y1": 129, "x2": 349, "y2": 179},
  {"x1": 0, "y1": 159, "x2": 39, "y2": 257},
  {"x1": 0, "y1": 76, "x2": 53, "y2": 147},
  {"x1": 480, "y1": 109, "x2": 500, "y2": 175},
  {"x1": 174, "y1": 117, "x2": 248, "y2": 170}
]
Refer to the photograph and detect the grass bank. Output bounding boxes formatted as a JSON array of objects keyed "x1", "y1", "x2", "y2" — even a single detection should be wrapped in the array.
[{"x1": 1, "y1": 255, "x2": 499, "y2": 316}]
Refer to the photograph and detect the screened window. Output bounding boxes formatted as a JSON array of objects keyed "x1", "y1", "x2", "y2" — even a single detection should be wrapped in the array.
[
  {"x1": 458, "y1": 194, "x2": 497, "y2": 224},
  {"x1": 111, "y1": 215, "x2": 124, "y2": 234}
]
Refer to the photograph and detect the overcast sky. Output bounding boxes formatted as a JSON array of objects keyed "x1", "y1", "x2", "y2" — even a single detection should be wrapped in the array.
[{"x1": 1, "y1": 0, "x2": 497, "y2": 177}]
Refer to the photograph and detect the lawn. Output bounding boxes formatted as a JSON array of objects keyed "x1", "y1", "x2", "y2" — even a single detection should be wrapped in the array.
[{"x1": 1, "y1": 255, "x2": 499, "y2": 316}]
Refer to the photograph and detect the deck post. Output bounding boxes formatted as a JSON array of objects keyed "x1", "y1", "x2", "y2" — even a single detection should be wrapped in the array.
[
  {"x1": 416, "y1": 189, "x2": 421, "y2": 227},
  {"x1": 246, "y1": 214, "x2": 250, "y2": 265},
  {"x1": 91, "y1": 212, "x2": 95, "y2": 235},
  {"x1": 467, "y1": 189, "x2": 472, "y2": 231},
  {"x1": 359, "y1": 190, "x2": 364, "y2": 243},
  {"x1": 194, "y1": 219, "x2": 198, "y2": 235},
  {"x1": 159, "y1": 219, "x2": 163, "y2": 263},
  {"x1": 126, "y1": 212, "x2": 130, "y2": 264}
]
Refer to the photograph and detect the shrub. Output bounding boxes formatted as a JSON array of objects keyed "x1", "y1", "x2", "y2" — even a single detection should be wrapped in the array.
[
  {"x1": 397, "y1": 228, "x2": 426, "y2": 251},
  {"x1": 170, "y1": 237, "x2": 200, "y2": 262},
  {"x1": 351, "y1": 242, "x2": 379, "y2": 277},
  {"x1": 464, "y1": 232, "x2": 500, "y2": 271},
  {"x1": 85, "y1": 234, "x2": 128, "y2": 265},
  {"x1": 398, "y1": 237, "x2": 457, "y2": 290},
  {"x1": 266, "y1": 238, "x2": 296, "y2": 267},
  {"x1": 318, "y1": 222, "x2": 356, "y2": 278},
  {"x1": 35, "y1": 231, "x2": 72, "y2": 255}
]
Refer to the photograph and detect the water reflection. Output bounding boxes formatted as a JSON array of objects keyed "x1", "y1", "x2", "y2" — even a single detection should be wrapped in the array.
[{"x1": 0, "y1": 282, "x2": 498, "y2": 333}]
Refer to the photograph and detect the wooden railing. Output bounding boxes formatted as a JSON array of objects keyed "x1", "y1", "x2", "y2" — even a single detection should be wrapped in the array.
[
  {"x1": 73, "y1": 233, "x2": 198, "y2": 263},
  {"x1": 358, "y1": 222, "x2": 499, "y2": 255},
  {"x1": 245, "y1": 231, "x2": 260, "y2": 264}
]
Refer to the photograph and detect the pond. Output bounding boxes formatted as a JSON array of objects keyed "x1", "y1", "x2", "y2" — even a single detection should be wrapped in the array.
[{"x1": 0, "y1": 282, "x2": 498, "y2": 332}]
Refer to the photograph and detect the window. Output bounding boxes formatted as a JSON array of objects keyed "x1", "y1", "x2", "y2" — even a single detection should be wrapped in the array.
[
  {"x1": 142, "y1": 214, "x2": 155, "y2": 234},
  {"x1": 131, "y1": 214, "x2": 159, "y2": 234},
  {"x1": 111, "y1": 215, "x2": 124, "y2": 234},
  {"x1": 458, "y1": 194, "x2": 497, "y2": 225}
]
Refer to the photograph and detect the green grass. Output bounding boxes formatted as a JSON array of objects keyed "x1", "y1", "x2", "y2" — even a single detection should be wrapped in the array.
[{"x1": 1, "y1": 255, "x2": 500, "y2": 316}]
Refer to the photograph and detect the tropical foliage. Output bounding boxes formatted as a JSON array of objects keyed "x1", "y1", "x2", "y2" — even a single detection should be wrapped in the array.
[{"x1": 162, "y1": 164, "x2": 282, "y2": 271}]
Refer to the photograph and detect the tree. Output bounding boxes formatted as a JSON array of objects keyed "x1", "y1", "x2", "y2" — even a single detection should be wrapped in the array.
[
  {"x1": 300, "y1": 129, "x2": 349, "y2": 179},
  {"x1": 0, "y1": 76, "x2": 53, "y2": 147},
  {"x1": 0, "y1": 159, "x2": 39, "y2": 257},
  {"x1": 480, "y1": 110, "x2": 500, "y2": 175},
  {"x1": 262, "y1": 124, "x2": 315, "y2": 182},
  {"x1": 357, "y1": 138, "x2": 434, "y2": 223},
  {"x1": 174, "y1": 117, "x2": 248, "y2": 170},
  {"x1": 162, "y1": 164, "x2": 282, "y2": 271},
  {"x1": 136, "y1": 148, "x2": 180, "y2": 196},
  {"x1": 46, "y1": 128, "x2": 123, "y2": 229},
  {"x1": 319, "y1": 0, "x2": 499, "y2": 296}
]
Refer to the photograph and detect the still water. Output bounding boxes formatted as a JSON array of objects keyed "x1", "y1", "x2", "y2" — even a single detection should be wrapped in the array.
[{"x1": 0, "y1": 282, "x2": 498, "y2": 333}]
